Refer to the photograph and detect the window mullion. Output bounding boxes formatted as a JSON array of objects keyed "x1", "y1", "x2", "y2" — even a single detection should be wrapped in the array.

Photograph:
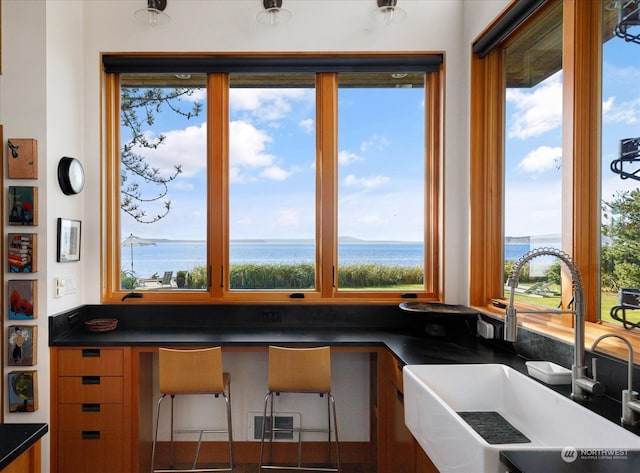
[
  {"x1": 105, "y1": 72, "x2": 122, "y2": 300},
  {"x1": 317, "y1": 73, "x2": 339, "y2": 298},
  {"x1": 562, "y1": 0, "x2": 601, "y2": 323},
  {"x1": 210, "y1": 73, "x2": 228, "y2": 298}
]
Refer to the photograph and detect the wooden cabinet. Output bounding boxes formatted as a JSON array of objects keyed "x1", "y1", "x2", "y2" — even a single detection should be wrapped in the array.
[
  {"x1": 378, "y1": 349, "x2": 440, "y2": 473},
  {"x1": 51, "y1": 347, "x2": 131, "y2": 473},
  {"x1": 2, "y1": 440, "x2": 41, "y2": 473}
]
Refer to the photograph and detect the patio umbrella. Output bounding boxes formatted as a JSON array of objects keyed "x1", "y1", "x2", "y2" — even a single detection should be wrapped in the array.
[{"x1": 121, "y1": 233, "x2": 156, "y2": 275}]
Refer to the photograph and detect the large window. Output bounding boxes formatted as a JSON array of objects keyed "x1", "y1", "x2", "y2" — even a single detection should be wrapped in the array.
[
  {"x1": 337, "y1": 73, "x2": 426, "y2": 292},
  {"x1": 472, "y1": 0, "x2": 640, "y2": 340},
  {"x1": 103, "y1": 55, "x2": 443, "y2": 302},
  {"x1": 118, "y1": 73, "x2": 208, "y2": 291},
  {"x1": 503, "y1": 2, "x2": 564, "y2": 309},
  {"x1": 228, "y1": 73, "x2": 317, "y2": 291}
]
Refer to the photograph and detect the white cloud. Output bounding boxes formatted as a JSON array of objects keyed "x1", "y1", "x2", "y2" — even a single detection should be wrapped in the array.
[
  {"x1": 172, "y1": 180, "x2": 195, "y2": 191},
  {"x1": 360, "y1": 134, "x2": 390, "y2": 153},
  {"x1": 133, "y1": 123, "x2": 207, "y2": 177},
  {"x1": 229, "y1": 120, "x2": 282, "y2": 183},
  {"x1": 182, "y1": 88, "x2": 206, "y2": 103},
  {"x1": 299, "y1": 118, "x2": 314, "y2": 134},
  {"x1": 230, "y1": 88, "x2": 313, "y2": 123},
  {"x1": 260, "y1": 166, "x2": 291, "y2": 181},
  {"x1": 344, "y1": 174, "x2": 389, "y2": 188},
  {"x1": 506, "y1": 71, "x2": 563, "y2": 139},
  {"x1": 338, "y1": 150, "x2": 364, "y2": 165},
  {"x1": 518, "y1": 146, "x2": 562, "y2": 175},
  {"x1": 602, "y1": 96, "x2": 640, "y2": 125}
]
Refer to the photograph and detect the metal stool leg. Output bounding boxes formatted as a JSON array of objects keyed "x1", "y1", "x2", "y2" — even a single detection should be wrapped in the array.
[
  {"x1": 330, "y1": 393, "x2": 340, "y2": 472},
  {"x1": 169, "y1": 394, "x2": 176, "y2": 469},
  {"x1": 258, "y1": 391, "x2": 272, "y2": 470},
  {"x1": 151, "y1": 394, "x2": 166, "y2": 473},
  {"x1": 223, "y1": 391, "x2": 234, "y2": 470}
]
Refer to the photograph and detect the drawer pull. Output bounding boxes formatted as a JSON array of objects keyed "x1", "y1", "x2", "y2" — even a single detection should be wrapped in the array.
[
  {"x1": 82, "y1": 376, "x2": 101, "y2": 385},
  {"x1": 82, "y1": 403, "x2": 101, "y2": 412},
  {"x1": 82, "y1": 431, "x2": 101, "y2": 440},
  {"x1": 82, "y1": 349, "x2": 101, "y2": 358}
]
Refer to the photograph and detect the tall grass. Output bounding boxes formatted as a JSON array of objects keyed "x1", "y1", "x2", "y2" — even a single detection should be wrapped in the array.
[
  {"x1": 227, "y1": 263, "x2": 423, "y2": 289},
  {"x1": 337, "y1": 264, "x2": 423, "y2": 288},
  {"x1": 229, "y1": 263, "x2": 316, "y2": 289}
]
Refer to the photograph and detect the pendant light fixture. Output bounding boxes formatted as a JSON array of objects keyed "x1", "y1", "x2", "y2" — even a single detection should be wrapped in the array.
[
  {"x1": 373, "y1": 0, "x2": 406, "y2": 26},
  {"x1": 134, "y1": 0, "x2": 170, "y2": 26},
  {"x1": 257, "y1": 0, "x2": 292, "y2": 26}
]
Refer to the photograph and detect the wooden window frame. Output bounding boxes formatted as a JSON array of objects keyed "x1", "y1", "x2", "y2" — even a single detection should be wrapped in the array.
[
  {"x1": 470, "y1": 0, "x2": 640, "y2": 362},
  {"x1": 102, "y1": 53, "x2": 444, "y2": 304}
]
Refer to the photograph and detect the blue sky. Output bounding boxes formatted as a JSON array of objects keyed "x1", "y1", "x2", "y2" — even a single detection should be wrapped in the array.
[{"x1": 121, "y1": 79, "x2": 426, "y2": 243}]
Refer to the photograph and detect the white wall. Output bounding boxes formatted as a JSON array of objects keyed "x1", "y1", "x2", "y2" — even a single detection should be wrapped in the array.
[{"x1": 0, "y1": 1, "x2": 512, "y2": 471}]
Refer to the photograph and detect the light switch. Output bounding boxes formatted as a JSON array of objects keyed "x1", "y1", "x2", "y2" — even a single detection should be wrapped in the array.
[{"x1": 54, "y1": 277, "x2": 65, "y2": 297}]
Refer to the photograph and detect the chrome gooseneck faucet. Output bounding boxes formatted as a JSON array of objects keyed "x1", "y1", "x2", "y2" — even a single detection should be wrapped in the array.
[
  {"x1": 592, "y1": 334, "x2": 640, "y2": 426},
  {"x1": 504, "y1": 247, "x2": 604, "y2": 401}
]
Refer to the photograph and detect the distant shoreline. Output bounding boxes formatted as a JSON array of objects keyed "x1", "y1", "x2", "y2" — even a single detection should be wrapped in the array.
[
  {"x1": 139, "y1": 235, "x2": 559, "y2": 245},
  {"x1": 137, "y1": 237, "x2": 423, "y2": 244},
  {"x1": 505, "y1": 234, "x2": 561, "y2": 244}
]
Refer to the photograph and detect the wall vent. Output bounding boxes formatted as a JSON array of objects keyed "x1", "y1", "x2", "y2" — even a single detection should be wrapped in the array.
[{"x1": 247, "y1": 412, "x2": 301, "y2": 442}]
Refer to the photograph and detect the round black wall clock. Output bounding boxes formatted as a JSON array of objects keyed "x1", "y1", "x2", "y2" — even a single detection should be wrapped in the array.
[{"x1": 58, "y1": 157, "x2": 85, "y2": 195}]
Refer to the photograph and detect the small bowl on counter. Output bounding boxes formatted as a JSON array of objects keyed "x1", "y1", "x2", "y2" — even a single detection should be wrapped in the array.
[{"x1": 84, "y1": 318, "x2": 118, "y2": 333}]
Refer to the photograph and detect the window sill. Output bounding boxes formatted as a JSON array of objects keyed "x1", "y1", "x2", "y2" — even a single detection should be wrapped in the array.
[{"x1": 473, "y1": 303, "x2": 640, "y2": 366}]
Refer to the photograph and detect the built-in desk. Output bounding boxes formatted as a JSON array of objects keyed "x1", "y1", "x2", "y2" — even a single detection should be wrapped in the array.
[{"x1": 0, "y1": 423, "x2": 47, "y2": 472}]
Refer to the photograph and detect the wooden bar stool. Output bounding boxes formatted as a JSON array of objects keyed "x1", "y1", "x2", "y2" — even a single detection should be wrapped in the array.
[
  {"x1": 151, "y1": 347, "x2": 233, "y2": 473},
  {"x1": 259, "y1": 346, "x2": 340, "y2": 472}
]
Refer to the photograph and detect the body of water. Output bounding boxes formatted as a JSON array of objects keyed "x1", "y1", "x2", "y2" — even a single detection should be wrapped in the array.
[{"x1": 123, "y1": 240, "x2": 550, "y2": 278}]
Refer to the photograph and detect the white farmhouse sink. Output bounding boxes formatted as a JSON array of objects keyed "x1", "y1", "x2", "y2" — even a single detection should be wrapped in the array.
[{"x1": 403, "y1": 364, "x2": 640, "y2": 473}]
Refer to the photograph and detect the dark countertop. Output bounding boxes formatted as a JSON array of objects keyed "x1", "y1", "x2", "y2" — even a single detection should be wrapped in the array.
[
  {"x1": 48, "y1": 303, "x2": 640, "y2": 473},
  {"x1": 500, "y1": 450, "x2": 640, "y2": 473},
  {"x1": 0, "y1": 423, "x2": 48, "y2": 471}
]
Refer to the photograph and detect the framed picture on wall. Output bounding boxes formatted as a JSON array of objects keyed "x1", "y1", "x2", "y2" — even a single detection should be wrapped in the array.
[
  {"x1": 8, "y1": 325, "x2": 37, "y2": 366},
  {"x1": 8, "y1": 233, "x2": 36, "y2": 273},
  {"x1": 6, "y1": 138, "x2": 38, "y2": 179},
  {"x1": 8, "y1": 185, "x2": 38, "y2": 226},
  {"x1": 8, "y1": 280, "x2": 37, "y2": 320},
  {"x1": 8, "y1": 370, "x2": 38, "y2": 412},
  {"x1": 57, "y1": 218, "x2": 81, "y2": 262}
]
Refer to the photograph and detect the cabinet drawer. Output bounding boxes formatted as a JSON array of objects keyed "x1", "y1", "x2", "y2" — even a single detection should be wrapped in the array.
[
  {"x1": 58, "y1": 403, "x2": 124, "y2": 430},
  {"x1": 59, "y1": 430, "x2": 124, "y2": 473},
  {"x1": 58, "y1": 376, "x2": 123, "y2": 403},
  {"x1": 57, "y1": 348, "x2": 124, "y2": 376}
]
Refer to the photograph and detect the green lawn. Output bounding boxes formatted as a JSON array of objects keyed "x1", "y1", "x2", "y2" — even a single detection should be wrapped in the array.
[{"x1": 506, "y1": 289, "x2": 630, "y2": 326}]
